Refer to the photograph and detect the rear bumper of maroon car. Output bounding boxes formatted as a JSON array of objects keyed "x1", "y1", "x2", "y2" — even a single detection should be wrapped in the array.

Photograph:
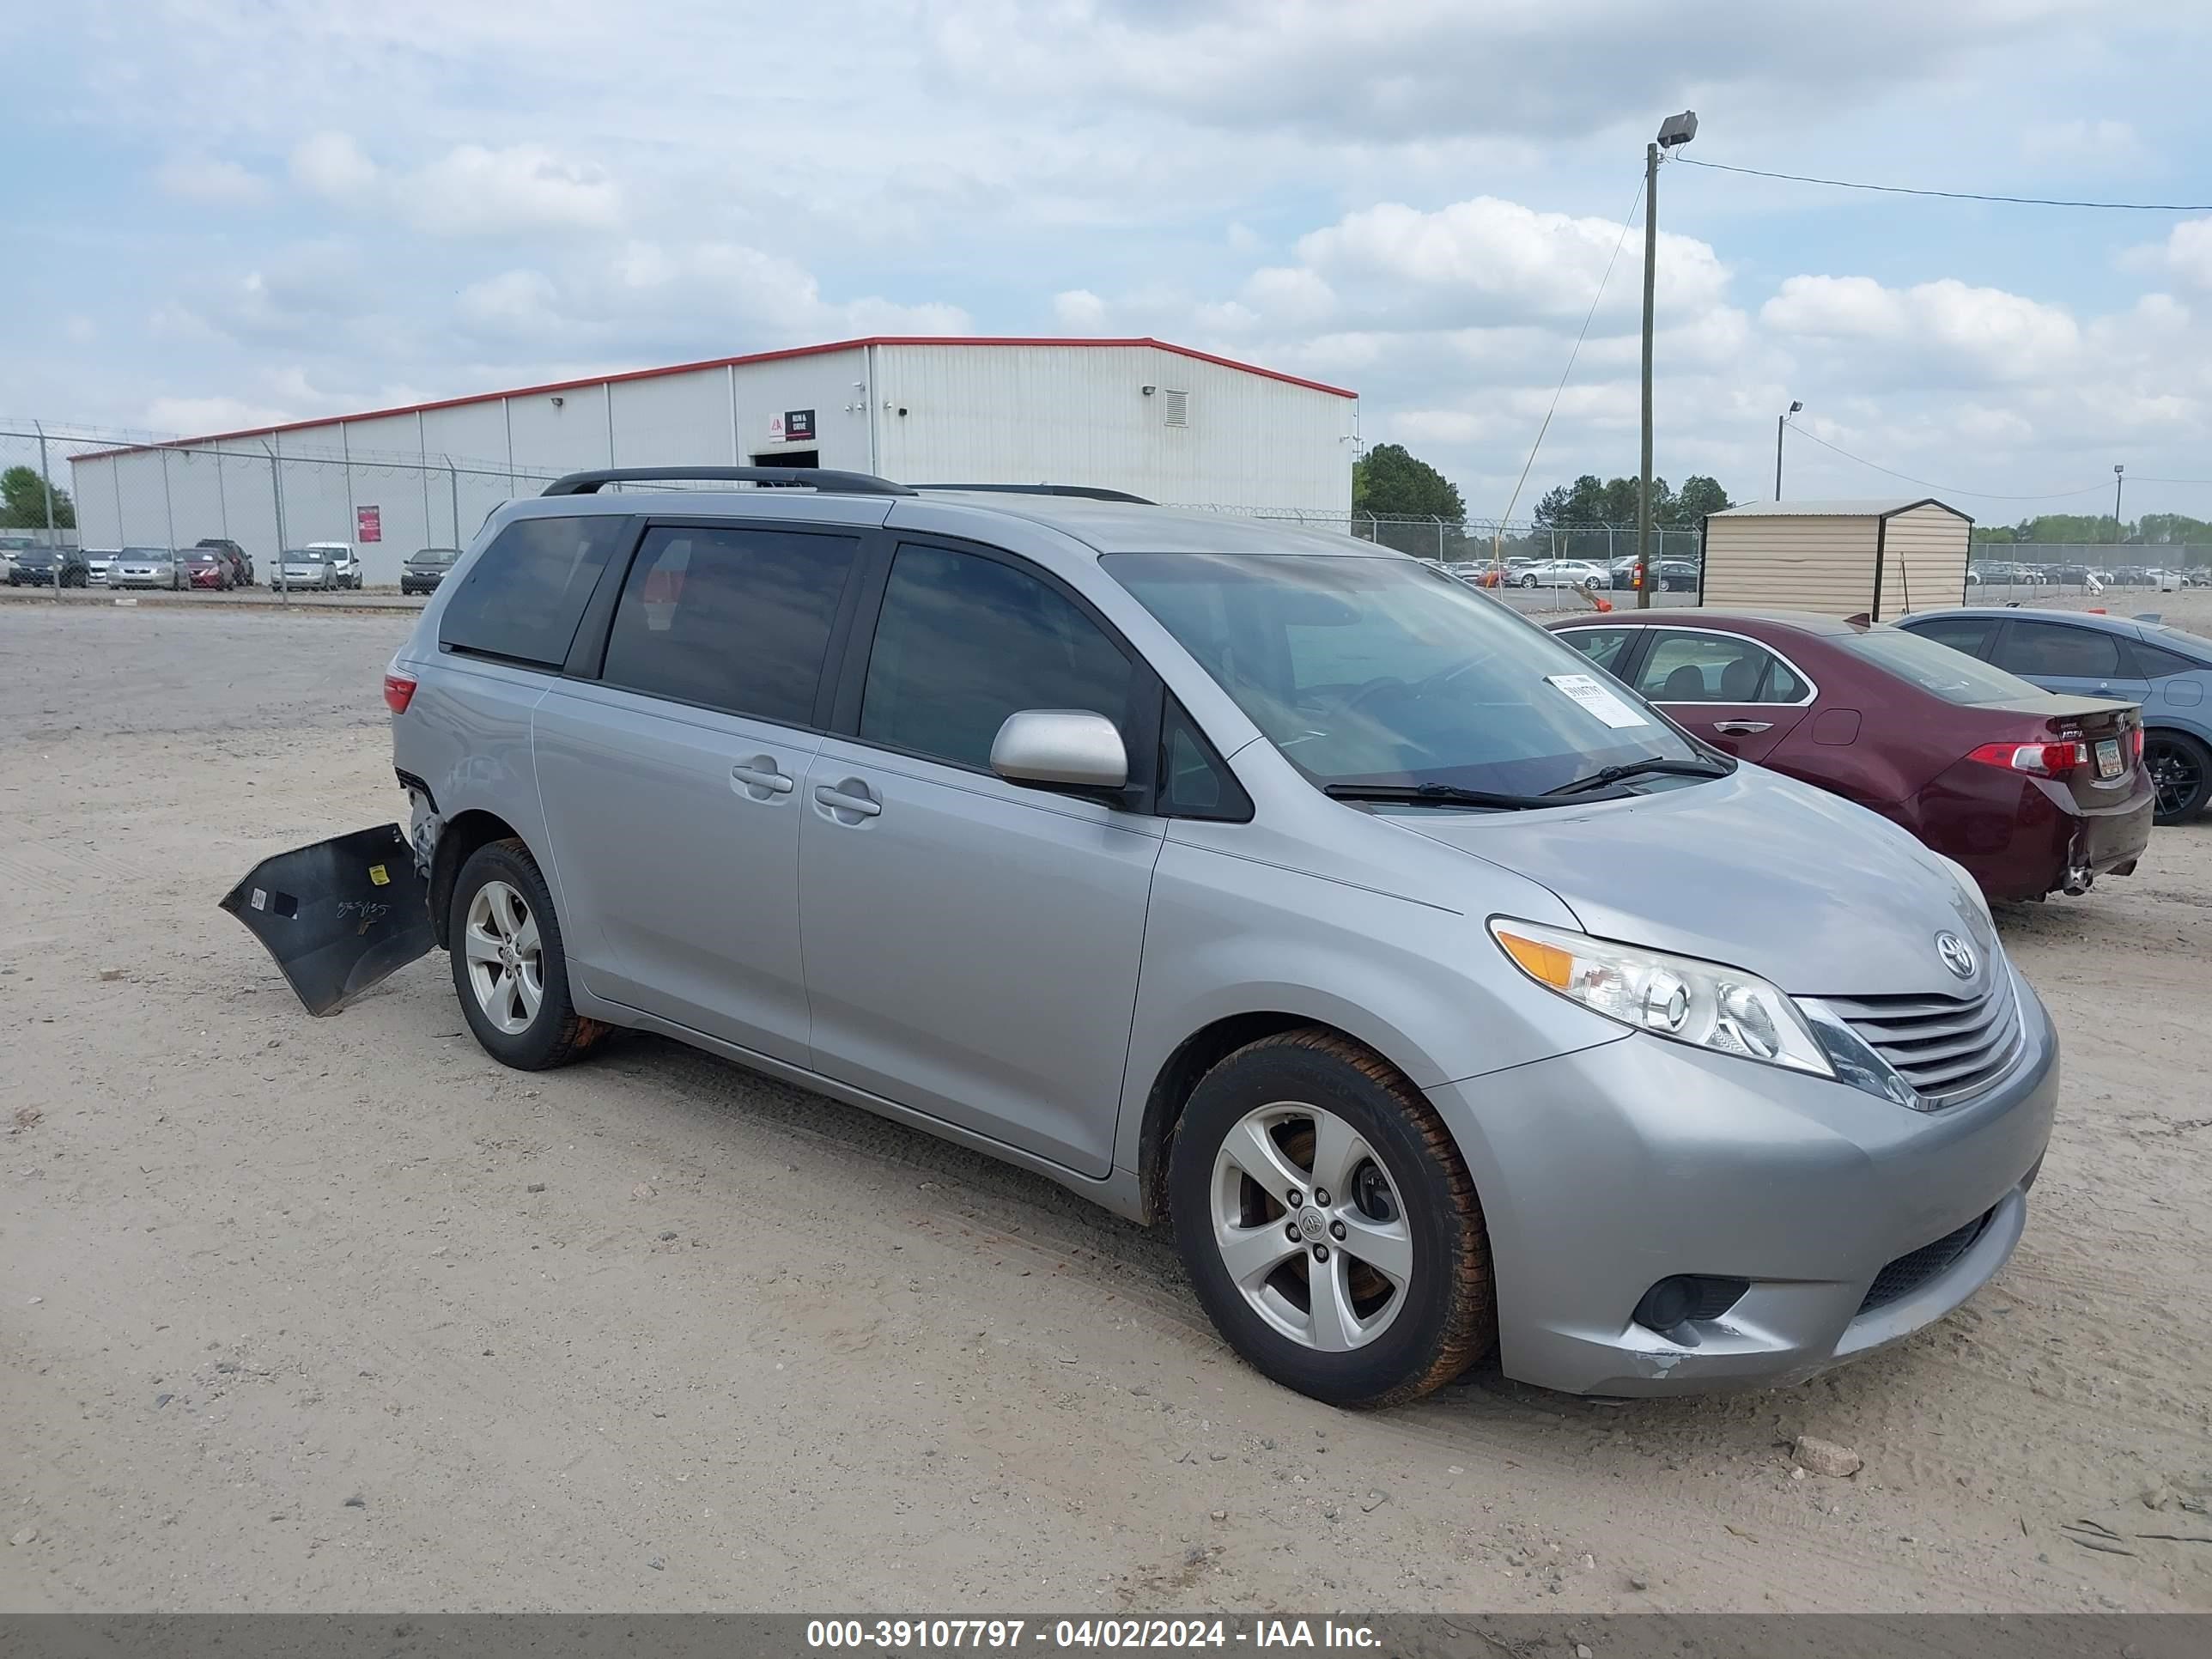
[{"x1": 1906, "y1": 762, "x2": 2155, "y2": 902}]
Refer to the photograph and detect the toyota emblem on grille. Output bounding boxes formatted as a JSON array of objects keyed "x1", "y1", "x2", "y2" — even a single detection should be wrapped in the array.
[{"x1": 1935, "y1": 932, "x2": 1977, "y2": 980}]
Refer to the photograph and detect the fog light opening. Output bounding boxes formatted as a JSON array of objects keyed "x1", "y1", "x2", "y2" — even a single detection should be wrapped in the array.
[{"x1": 1632, "y1": 1273, "x2": 1750, "y2": 1338}]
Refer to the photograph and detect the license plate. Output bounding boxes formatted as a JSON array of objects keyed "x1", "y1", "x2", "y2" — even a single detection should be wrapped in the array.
[{"x1": 2096, "y1": 737, "x2": 2124, "y2": 779}]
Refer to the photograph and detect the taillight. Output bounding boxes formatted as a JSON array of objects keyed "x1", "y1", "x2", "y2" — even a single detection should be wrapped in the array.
[
  {"x1": 2131, "y1": 725, "x2": 2145, "y2": 764},
  {"x1": 383, "y1": 671, "x2": 417, "y2": 714},
  {"x1": 1966, "y1": 739, "x2": 2088, "y2": 777}
]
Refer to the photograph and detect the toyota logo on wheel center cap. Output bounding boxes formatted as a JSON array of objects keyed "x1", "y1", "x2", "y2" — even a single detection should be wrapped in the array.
[
  {"x1": 1297, "y1": 1208, "x2": 1328, "y2": 1242},
  {"x1": 1935, "y1": 932, "x2": 1977, "y2": 980}
]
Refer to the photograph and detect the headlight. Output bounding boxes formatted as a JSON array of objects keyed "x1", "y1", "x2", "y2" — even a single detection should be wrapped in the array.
[{"x1": 1490, "y1": 917, "x2": 1833, "y2": 1079}]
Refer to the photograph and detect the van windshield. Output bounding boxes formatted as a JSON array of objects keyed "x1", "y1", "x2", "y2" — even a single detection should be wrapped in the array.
[{"x1": 1103, "y1": 552, "x2": 1706, "y2": 797}]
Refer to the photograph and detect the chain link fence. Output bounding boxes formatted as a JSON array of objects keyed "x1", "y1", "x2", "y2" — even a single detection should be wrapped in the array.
[
  {"x1": 1966, "y1": 544, "x2": 2211, "y2": 601},
  {"x1": 1167, "y1": 504, "x2": 1705, "y2": 568}
]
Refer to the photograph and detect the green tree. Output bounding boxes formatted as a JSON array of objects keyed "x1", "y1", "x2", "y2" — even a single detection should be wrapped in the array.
[
  {"x1": 1668, "y1": 475, "x2": 1731, "y2": 526},
  {"x1": 0, "y1": 465, "x2": 75, "y2": 530},
  {"x1": 1352, "y1": 443, "x2": 1467, "y2": 521},
  {"x1": 1534, "y1": 472, "x2": 1731, "y2": 529}
]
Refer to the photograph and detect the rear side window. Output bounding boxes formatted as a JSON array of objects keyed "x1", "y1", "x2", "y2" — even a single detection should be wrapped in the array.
[
  {"x1": 1902, "y1": 616, "x2": 1999, "y2": 660},
  {"x1": 1996, "y1": 620, "x2": 2124, "y2": 678},
  {"x1": 600, "y1": 524, "x2": 859, "y2": 725},
  {"x1": 1635, "y1": 631, "x2": 1802, "y2": 704},
  {"x1": 860, "y1": 544, "x2": 1134, "y2": 772},
  {"x1": 440, "y1": 514, "x2": 627, "y2": 668},
  {"x1": 2130, "y1": 640, "x2": 2203, "y2": 678}
]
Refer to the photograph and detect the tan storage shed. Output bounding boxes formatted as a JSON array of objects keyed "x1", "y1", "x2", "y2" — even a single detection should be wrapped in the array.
[{"x1": 1698, "y1": 497, "x2": 1973, "y2": 622}]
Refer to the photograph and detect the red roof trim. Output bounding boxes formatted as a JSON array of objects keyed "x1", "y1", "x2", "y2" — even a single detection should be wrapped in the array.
[{"x1": 74, "y1": 336, "x2": 1358, "y2": 461}]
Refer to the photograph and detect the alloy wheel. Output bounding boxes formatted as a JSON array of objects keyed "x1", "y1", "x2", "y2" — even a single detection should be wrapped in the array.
[
  {"x1": 463, "y1": 879, "x2": 544, "y2": 1035},
  {"x1": 2148, "y1": 737, "x2": 2206, "y2": 821},
  {"x1": 1210, "y1": 1101, "x2": 1413, "y2": 1352}
]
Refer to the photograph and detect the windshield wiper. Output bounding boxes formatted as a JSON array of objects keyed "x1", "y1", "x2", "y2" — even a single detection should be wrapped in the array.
[
  {"x1": 1323, "y1": 782, "x2": 1557, "y2": 811},
  {"x1": 1543, "y1": 756, "x2": 1733, "y2": 797}
]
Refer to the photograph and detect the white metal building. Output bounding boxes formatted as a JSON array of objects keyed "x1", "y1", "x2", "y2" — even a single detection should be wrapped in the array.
[{"x1": 70, "y1": 337, "x2": 1359, "y2": 585}]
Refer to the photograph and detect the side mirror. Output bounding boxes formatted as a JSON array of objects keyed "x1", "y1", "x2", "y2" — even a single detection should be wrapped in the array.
[{"x1": 990, "y1": 709, "x2": 1127, "y2": 793}]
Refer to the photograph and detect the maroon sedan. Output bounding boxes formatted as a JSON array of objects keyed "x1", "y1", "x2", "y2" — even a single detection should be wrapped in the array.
[
  {"x1": 1547, "y1": 609, "x2": 2154, "y2": 903},
  {"x1": 183, "y1": 549, "x2": 233, "y2": 590}
]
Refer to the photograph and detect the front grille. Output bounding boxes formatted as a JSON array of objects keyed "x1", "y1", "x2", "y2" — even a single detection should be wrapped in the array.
[
  {"x1": 1858, "y1": 1209, "x2": 1993, "y2": 1314},
  {"x1": 1821, "y1": 980, "x2": 2024, "y2": 1106}
]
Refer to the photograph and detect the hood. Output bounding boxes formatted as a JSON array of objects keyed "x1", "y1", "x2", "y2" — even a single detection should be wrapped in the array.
[{"x1": 1391, "y1": 768, "x2": 1995, "y2": 1000}]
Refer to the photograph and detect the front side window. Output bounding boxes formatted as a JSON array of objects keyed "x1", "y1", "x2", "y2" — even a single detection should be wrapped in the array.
[
  {"x1": 860, "y1": 544, "x2": 1135, "y2": 772},
  {"x1": 1996, "y1": 620, "x2": 2124, "y2": 678},
  {"x1": 1104, "y1": 552, "x2": 1704, "y2": 797},
  {"x1": 1554, "y1": 627, "x2": 1637, "y2": 676},
  {"x1": 439, "y1": 514, "x2": 628, "y2": 668},
  {"x1": 600, "y1": 524, "x2": 860, "y2": 725},
  {"x1": 1901, "y1": 616, "x2": 1999, "y2": 660},
  {"x1": 1634, "y1": 631, "x2": 1801, "y2": 704}
]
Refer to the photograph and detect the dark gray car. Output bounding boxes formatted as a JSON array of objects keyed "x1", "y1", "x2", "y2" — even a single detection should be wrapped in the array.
[{"x1": 375, "y1": 468, "x2": 2057, "y2": 1407}]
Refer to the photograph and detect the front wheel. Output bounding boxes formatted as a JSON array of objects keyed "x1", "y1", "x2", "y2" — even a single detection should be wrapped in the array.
[
  {"x1": 1167, "y1": 1030, "x2": 1495, "y2": 1407},
  {"x1": 449, "y1": 839, "x2": 604, "y2": 1070},
  {"x1": 1518, "y1": 574, "x2": 1537, "y2": 588},
  {"x1": 2147, "y1": 730, "x2": 2211, "y2": 824}
]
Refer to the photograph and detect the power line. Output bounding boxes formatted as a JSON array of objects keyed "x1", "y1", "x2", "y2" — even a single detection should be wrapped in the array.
[
  {"x1": 1676, "y1": 156, "x2": 2212, "y2": 213},
  {"x1": 1787, "y1": 427, "x2": 2113, "y2": 501},
  {"x1": 1495, "y1": 173, "x2": 1646, "y2": 526}
]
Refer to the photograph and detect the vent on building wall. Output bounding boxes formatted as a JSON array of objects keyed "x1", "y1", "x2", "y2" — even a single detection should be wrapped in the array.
[{"x1": 1161, "y1": 388, "x2": 1190, "y2": 428}]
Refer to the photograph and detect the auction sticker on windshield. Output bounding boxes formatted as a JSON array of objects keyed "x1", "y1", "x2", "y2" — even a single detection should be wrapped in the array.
[{"x1": 1545, "y1": 672, "x2": 1648, "y2": 729}]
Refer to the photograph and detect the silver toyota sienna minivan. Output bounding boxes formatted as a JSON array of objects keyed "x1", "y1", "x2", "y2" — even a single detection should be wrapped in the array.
[{"x1": 380, "y1": 469, "x2": 2057, "y2": 1407}]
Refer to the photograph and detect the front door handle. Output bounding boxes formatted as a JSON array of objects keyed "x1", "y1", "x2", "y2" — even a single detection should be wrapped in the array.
[
  {"x1": 731, "y1": 759, "x2": 795, "y2": 798},
  {"x1": 813, "y1": 781, "x2": 883, "y2": 820},
  {"x1": 1712, "y1": 720, "x2": 1772, "y2": 736}
]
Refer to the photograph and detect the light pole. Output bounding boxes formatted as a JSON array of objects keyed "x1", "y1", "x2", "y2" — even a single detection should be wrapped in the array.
[
  {"x1": 2112, "y1": 464, "x2": 2125, "y2": 548},
  {"x1": 1775, "y1": 401, "x2": 1802, "y2": 500},
  {"x1": 1639, "y1": 110, "x2": 1698, "y2": 608}
]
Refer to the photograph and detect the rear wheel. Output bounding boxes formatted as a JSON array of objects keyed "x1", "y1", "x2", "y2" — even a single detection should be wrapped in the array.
[
  {"x1": 2147, "y1": 730, "x2": 2211, "y2": 824},
  {"x1": 449, "y1": 839, "x2": 604, "y2": 1070},
  {"x1": 1167, "y1": 1030, "x2": 1495, "y2": 1407}
]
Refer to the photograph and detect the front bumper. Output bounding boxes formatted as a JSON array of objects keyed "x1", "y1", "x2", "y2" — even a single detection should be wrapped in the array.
[
  {"x1": 112, "y1": 572, "x2": 170, "y2": 588},
  {"x1": 1430, "y1": 966, "x2": 2057, "y2": 1396}
]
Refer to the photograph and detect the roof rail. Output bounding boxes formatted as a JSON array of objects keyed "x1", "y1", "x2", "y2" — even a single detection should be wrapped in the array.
[
  {"x1": 909, "y1": 483, "x2": 1156, "y2": 505},
  {"x1": 542, "y1": 466, "x2": 915, "y2": 497}
]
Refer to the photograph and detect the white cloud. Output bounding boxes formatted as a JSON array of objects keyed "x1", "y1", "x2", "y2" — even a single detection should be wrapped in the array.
[
  {"x1": 2021, "y1": 117, "x2": 2142, "y2": 166},
  {"x1": 1761, "y1": 275, "x2": 2081, "y2": 383},
  {"x1": 291, "y1": 133, "x2": 619, "y2": 234},
  {"x1": 1054, "y1": 289, "x2": 1108, "y2": 327},
  {"x1": 289, "y1": 131, "x2": 379, "y2": 198},
  {"x1": 145, "y1": 394, "x2": 297, "y2": 433},
  {"x1": 2130, "y1": 217, "x2": 2212, "y2": 292},
  {"x1": 155, "y1": 155, "x2": 269, "y2": 206},
  {"x1": 410, "y1": 144, "x2": 621, "y2": 235},
  {"x1": 1290, "y1": 198, "x2": 1726, "y2": 329}
]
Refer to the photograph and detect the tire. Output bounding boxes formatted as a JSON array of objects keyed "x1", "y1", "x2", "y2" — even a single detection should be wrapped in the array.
[
  {"x1": 448, "y1": 838, "x2": 605, "y2": 1070},
  {"x1": 1518, "y1": 574, "x2": 1537, "y2": 588},
  {"x1": 2147, "y1": 730, "x2": 2211, "y2": 825},
  {"x1": 1166, "y1": 1030, "x2": 1495, "y2": 1408}
]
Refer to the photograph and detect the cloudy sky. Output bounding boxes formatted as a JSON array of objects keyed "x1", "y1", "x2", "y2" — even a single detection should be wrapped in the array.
[{"x1": 7, "y1": 0, "x2": 2212, "y2": 522}]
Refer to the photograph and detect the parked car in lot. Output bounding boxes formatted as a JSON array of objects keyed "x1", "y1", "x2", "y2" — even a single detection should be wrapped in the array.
[
  {"x1": 1515, "y1": 557, "x2": 1610, "y2": 589},
  {"x1": 182, "y1": 548, "x2": 234, "y2": 590},
  {"x1": 1551, "y1": 609, "x2": 2154, "y2": 902},
  {"x1": 195, "y1": 538, "x2": 253, "y2": 586},
  {"x1": 111, "y1": 547, "x2": 185, "y2": 590},
  {"x1": 273, "y1": 545, "x2": 361, "y2": 591},
  {"x1": 1894, "y1": 607, "x2": 2212, "y2": 824},
  {"x1": 4, "y1": 545, "x2": 94, "y2": 586},
  {"x1": 81, "y1": 550, "x2": 117, "y2": 586},
  {"x1": 282, "y1": 469, "x2": 2064, "y2": 1408},
  {"x1": 402, "y1": 548, "x2": 461, "y2": 593},
  {"x1": 1606, "y1": 556, "x2": 1699, "y2": 592}
]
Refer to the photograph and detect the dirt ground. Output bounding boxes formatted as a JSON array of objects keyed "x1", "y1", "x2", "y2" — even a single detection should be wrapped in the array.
[{"x1": 1, "y1": 599, "x2": 2207, "y2": 1614}]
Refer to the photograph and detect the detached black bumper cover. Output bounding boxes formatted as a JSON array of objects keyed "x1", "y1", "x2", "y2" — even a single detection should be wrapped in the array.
[{"x1": 220, "y1": 823, "x2": 435, "y2": 1015}]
